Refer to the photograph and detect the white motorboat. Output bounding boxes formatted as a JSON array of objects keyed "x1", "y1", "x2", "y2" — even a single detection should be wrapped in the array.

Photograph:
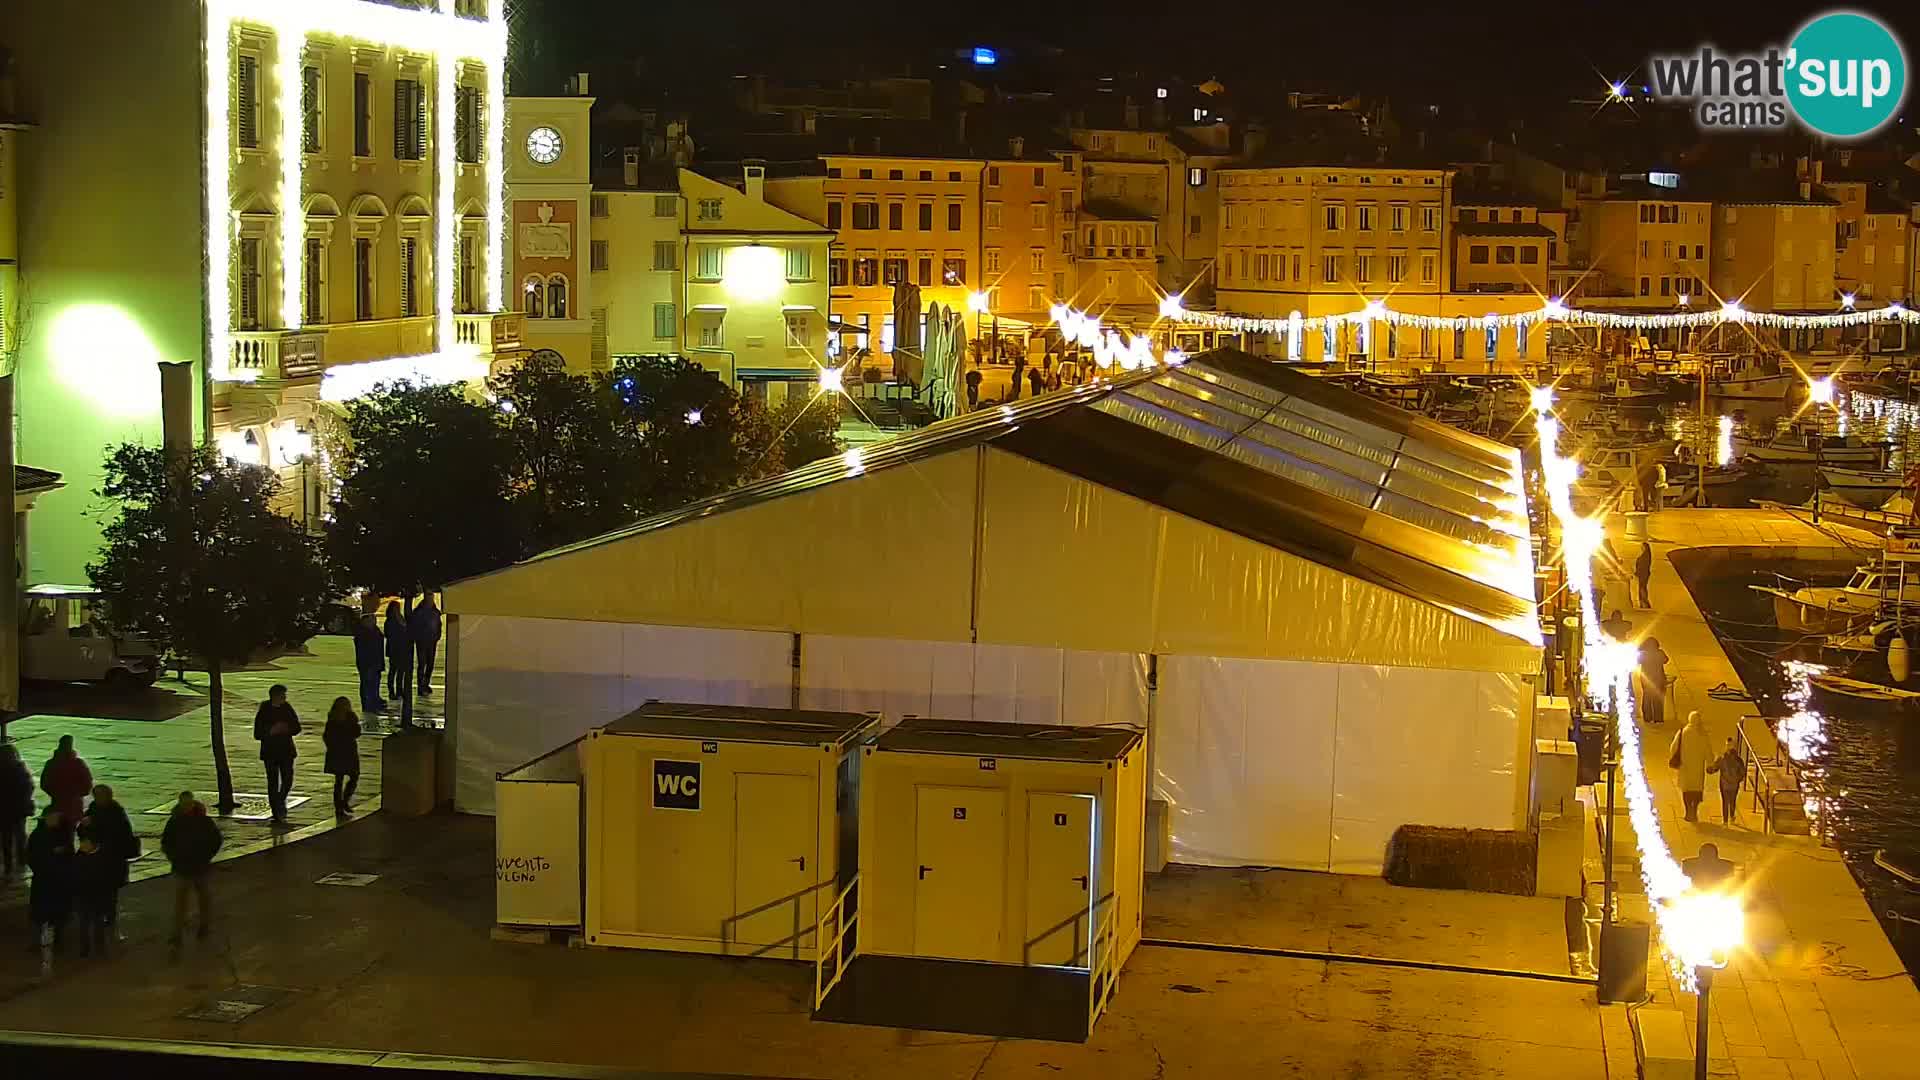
[
  {"x1": 1820, "y1": 466, "x2": 1908, "y2": 507},
  {"x1": 1734, "y1": 429, "x2": 1890, "y2": 467},
  {"x1": 1712, "y1": 373, "x2": 1794, "y2": 400},
  {"x1": 1751, "y1": 564, "x2": 1920, "y2": 634},
  {"x1": 1608, "y1": 377, "x2": 1667, "y2": 406}
]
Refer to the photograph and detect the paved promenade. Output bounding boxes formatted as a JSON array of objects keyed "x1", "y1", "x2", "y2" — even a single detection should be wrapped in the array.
[{"x1": 1608, "y1": 507, "x2": 1920, "y2": 1079}]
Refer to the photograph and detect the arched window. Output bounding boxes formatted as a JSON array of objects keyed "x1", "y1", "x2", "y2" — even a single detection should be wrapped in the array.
[
  {"x1": 523, "y1": 276, "x2": 544, "y2": 318},
  {"x1": 547, "y1": 275, "x2": 569, "y2": 320}
]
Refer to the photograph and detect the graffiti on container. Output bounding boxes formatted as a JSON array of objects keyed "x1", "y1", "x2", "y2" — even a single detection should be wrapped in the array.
[{"x1": 496, "y1": 855, "x2": 553, "y2": 883}]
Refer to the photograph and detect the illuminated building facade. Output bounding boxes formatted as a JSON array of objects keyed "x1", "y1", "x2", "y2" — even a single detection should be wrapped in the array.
[{"x1": 3, "y1": 0, "x2": 520, "y2": 582}]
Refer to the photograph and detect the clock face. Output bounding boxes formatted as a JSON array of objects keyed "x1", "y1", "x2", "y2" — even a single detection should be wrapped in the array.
[{"x1": 525, "y1": 126, "x2": 563, "y2": 165}]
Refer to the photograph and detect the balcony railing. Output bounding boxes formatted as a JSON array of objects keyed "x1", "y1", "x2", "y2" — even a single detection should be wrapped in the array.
[
  {"x1": 454, "y1": 311, "x2": 525, "y2": 352},
  {"x1": 229, "y1": 330, "x2": 327, "y2": 380}
]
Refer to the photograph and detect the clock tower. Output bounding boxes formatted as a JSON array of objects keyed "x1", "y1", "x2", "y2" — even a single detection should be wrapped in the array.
[{"x1": 506, "y1": 91, "x2": 595, "y2": 370}]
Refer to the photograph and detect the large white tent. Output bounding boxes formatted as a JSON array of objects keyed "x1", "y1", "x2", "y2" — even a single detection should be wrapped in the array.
[{"x1": 444, "y1": 351, "x2": 1542, "y2": 874}]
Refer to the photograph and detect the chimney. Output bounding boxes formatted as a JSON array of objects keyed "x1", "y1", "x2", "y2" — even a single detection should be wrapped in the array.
[
  {"x1": 570, "y1": 72, "x2": 591, "y2": 96},
  {"x1": 1124, "y1": 98, "x2": 1140, "y2": 129},
  {"x1": 1009, "y1": 135, "x2": 1024, "y2": 158},
  {"x1": 954, "y1": 110, "x2": 967, "y2": 146},
  {"x1": 623, "y1": 148, "x2": 640, "y2": 188},
  {"x1": 1813, "y1": 159, "x2": 1824, "y2": 184},
  {"x1": 1799, "y1": 179, "x2": 1812, "y2": 200},
  {"x1": 744, "y1": 163, "x2": 765, "y2": 203}
]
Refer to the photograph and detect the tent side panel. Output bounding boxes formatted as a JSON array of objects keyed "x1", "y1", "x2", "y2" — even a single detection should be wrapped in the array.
[
  {"x1": 445, "y1": 453, "x2": 978, "y2": 641},
  {"x1": 455, "y1": 616, "x2": 791, "y2": 813}
]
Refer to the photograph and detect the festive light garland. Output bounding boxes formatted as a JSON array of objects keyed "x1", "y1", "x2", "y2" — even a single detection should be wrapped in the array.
[
  {"x1": 1049, "y1": 305, "x2": 1183, "y2": 369},
  {"x1": 1532, "y1": 393, "x2": 1744, "y2": 989},
  {"x1": 1169, "y1": 296, "x2": 1919, "y2": 337},
  {"x1": 205, "y1": 0, "x2": 508, "y2": 383}
]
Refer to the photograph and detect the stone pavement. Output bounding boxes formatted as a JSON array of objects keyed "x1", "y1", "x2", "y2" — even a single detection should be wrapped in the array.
[
  {"x1": 0, "y1": 812, "x2": 1617, "y2": 1078},
  {"x1": 1604, "y1": 506, "x2": 1920, "y2": 1079},
  {"x1": 0, "y1": 635, "x2": 444, "y2": 893}
]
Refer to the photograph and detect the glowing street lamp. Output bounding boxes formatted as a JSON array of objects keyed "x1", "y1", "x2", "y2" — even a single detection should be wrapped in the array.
[
  {"x1": 1158, "y1": 293, "x2": 1185, "y2": 319},
  {"x1": 1529, "y1": 384, "x2": 1556, "y2": 415},
  {"x1": 966, "y1": 290, "x2": 991, "y2": 314},
  {"x1": 1841, "y1": 292, "x2": 1857, "y2": 311},
  {"x1": 1807, "y1": 376, "x2": 1834, "y2": 406},
  {"x1": 817, "y1": 365, "x2": 845, "y2": 396},
  {"x1": 1663, "y1": 887, "x2": 1744, "y2": 1080}
]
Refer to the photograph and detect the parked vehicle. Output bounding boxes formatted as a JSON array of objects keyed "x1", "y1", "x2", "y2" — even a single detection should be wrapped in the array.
[{"x1": 20, "y1": 585, "x2": 160, "y2": 689}]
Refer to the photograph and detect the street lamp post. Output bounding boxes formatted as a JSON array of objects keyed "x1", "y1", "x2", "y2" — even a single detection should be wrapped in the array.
[{"x1": 1695, "y1": 966, "x2": 1714, "y2": 1080}]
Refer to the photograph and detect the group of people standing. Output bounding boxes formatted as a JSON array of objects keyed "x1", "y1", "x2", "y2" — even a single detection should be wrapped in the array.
[
  {"x1": 255, "y1": 684, "x2": 367, "y2": 823},
  {"x1": 351, "y1": 596, "x2": 442, "y2": 716},
  {"x1": 3, "y1": 737, "x2": 155, "y2": 958}
]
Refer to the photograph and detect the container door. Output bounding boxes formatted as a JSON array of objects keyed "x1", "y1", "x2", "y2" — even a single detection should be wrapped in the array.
[
  {"x1": 1024, "y1": 792, "x2": 1095, "y2": 967},
  {"x1": 913, "y1": 785, "x2": 1007, "y2": 961},
  {"x1": 732, "y1": 772, "x2": 818, "y2": 957}
]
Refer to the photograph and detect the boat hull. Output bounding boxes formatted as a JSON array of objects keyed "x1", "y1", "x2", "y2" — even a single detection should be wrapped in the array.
[{"x1": 1712, "y1": 375, "x2": 1793, "y2": 400}]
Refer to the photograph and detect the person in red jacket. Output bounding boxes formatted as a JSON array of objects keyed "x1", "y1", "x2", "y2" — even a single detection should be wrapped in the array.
[{"x1": 39, "y1": 736, "x2": 92, "y2": 823}]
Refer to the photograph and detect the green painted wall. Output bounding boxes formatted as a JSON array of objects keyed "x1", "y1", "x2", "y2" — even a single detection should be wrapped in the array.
[{"x1": 3, "y1": 1, "x2": 207, "y2": 584}]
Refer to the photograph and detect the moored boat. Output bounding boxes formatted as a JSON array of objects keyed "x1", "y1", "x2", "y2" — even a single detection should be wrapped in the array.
[{"x1": 1820, "y1": 466, "x2": 1908, "y2": 507}]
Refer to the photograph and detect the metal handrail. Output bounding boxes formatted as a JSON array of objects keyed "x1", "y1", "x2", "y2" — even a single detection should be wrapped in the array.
[
  {"x1": 812, "y1": 874, "x2": 860, "y2": 1011},
  {"x1": 1086, "y1": 903, "x2": 1119, "y2": 1035}
]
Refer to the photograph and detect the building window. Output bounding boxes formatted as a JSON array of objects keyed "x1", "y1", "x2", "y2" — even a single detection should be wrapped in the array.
[
  {"x1": 1030, "y1": 248, "x2": 1045, "y2": 273},
  {"x1": 654, "y1": 195, "x2": 677, "y2": 217},
  {"x1": 1189, "y1": 167, "x2": 1206, "y2": 187},
  {"x1": 858, "y1": 169, "x2": 873, "y2": 180},
  {"x1": 851, "y1": 202, "x2": 878, "y2": 230},
  {"x1": 826, "y1": 167, "x2": 841, "y2": 178},
  {"x1": 785, "y1": 312, "x2": 810, "y2": 348},
  {"x1": 1724, "y1": 207, "x2": 1738, "y2": 224},
  {"x1": 1659, "y1": 276, "x2": 1671, "y2": 296},
  {"x1": 393, "y1": 79, "x2": 426, "y2": 160},
  {"x1": 948, "y1": 171, "x2": 961, "y2": 182},
  {"x1": 828, "y1": 258, "x2": 848, "y2": 286},
  {"x1": 1469, "y1": 246, "x2": 1489, "y2": 264},
  {"x1": 1420, "y1": 253, "x2": 1437, "y2": 284},
  {"x1": 1388, "y1": 254, "x2": 1407, "y2": 283},
  {"x1": 826, "y1": 202, "x2": 843, "y2": 230},
  {"x1": 1325, "y1": 204, "x2": 1345, "y2": 231},
  {"x1": 236, "y1": 236, "x2": 262, "y2": 328},
  {"x1": 1189, "y1": 214, "x2": 1201, "y2": 236},
  {"x1": 653, "y1": 240, "x2": 676, "y2": 271},
  {"x1": 1694, "y1": 244, "x2": 1705, "y2": 259},
  {"x1": 695, "y1": 244, "x2": 723, "y2": 280},
  {"x1": 1484, "y1": 321, "x2": 1497, "y2": 360},
  {"x1": 943, "y1": 257, "x2": 966, "y2": 285},
  {"x1": 987, "y1": 166, "x2": 1001, "y2": 186},
  {"x1": 1520, "y1": 247, "x2": 1539, "y2": 264},
  {"x1": 883, "y1": 255, "x2": 907, "y2": 284},
  {"x1": 546, "y1": 276, "x2": 568, "y2": 319},
  {"x1": 918, "y1": 202, "x2": 933, "y2": 230},
  {"x1": 1357, "y1": 205, "x2": 1374, "y2": 231},
  {"x1": 985, "y1": 203, "x2": 1002, "y2": 229},
  {"x1": 1060, "y1": 190, "x2": 1076, "y2": 213},
  {"x1": 1639, "y1": 276, "x2": 1651, "y2": 296},
  {"x1": 653, "y1": 302, "x2": 676, "y2": 339},
  {"x1": 1390, "y1": 204, "x2": 1406, "y2": 231},
  {"x1": 917, "y1": 255, "x2": 933, "y2": 286},
  {"x1": 1723, "y1": 238, "x2": 1736, "y2": 259},
  {"x1": 919, "y1": 170, "x2": 933, "y2": 181},
  {"x1": 1496, "y1": 246, "x2": 1515, "y2": 264},
  {"x1": 455, "y1": 85, "x2": 481, "y2": 163},
  {"x1": 458, "y1": 234, "x2": 477, "y2": 312},
  {"x1": 1639, "y1": 240, "x2": 1650, "y2": 258},
  {"x1": 854, "y1": 254, "x2": 877, "y2": 287},
  {"x1": 786, "y1": 247, "x2": 813, "y2": 281},
  {"x1": 1321, "y1": 254, "x2": 1340, "y2": 283},
  {"x1": 588, "y1": 194, "x2": 609, "y2": 219},
  {"x1": 1453, "y1": 322, "x2": 1466, "y2": 358},
  {"x1": 590, "y1": 239, "x2": 609, "y2": 272},
  {"x1": 399, "y1": 237, "x2": 421, "y2": 317},
  {"x1": 1355, "y1": 253, "x2": 1373, "y2": 281},
  {"x1": 522, "y1": 275, "x2": 543, "y2": 318},
  {"x1": 985, "y1": 248, "x2": 1002, "y2": 274},
  {"x1": 948, "y1": 203, "x2": 962, "y2": 230},
  {"x1": 356, "y1": 239, "x2": 375, "y2": 319},
  {"x1": 882, "y1": 201, "x2": 901, "y2": 230},
  {"x1": 353, "y1": 72, "x2": 373, "y2": 156},
  {"x1": 698, "y1": 199, "x2": 723, "y2": 222},
  {"x1": 236, "y1": 54, "x2": 260, "y2": 149},
  {"x1": 303, "y1": 238, "x2": 326, "y2": 323},
  {"x1": 699, "y1": 319, "x2": 722, "y2": 348},
  {"x1": 1421, "y1": 205, "x2": 1439, "y2": 231},
  {"x1": 1031, "y1": 203, "x2": 1047, "y2": 229},
  {"x1": 301, "y1": 65, "x2": 322, "y2": 154},
  {"x1": 1517, "y1": 320, "x2": 1530, "y2": 355},
  {"x1": 888, "y1": 169, "x2": 903, "y2": 181}
]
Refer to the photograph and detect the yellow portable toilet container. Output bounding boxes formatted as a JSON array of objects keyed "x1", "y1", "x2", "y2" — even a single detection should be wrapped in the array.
[
  {"x1": 582, "y1": 701, "x2": 876, "y2": 960},
  {"x1": 814, "y1": 717, "x2": 1146, "y2": 1042}
]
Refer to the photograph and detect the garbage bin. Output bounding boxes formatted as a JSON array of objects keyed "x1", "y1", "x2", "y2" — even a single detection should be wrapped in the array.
[{"x1": 1624, "y1": 510, "x2": 1649, "y2": 542}]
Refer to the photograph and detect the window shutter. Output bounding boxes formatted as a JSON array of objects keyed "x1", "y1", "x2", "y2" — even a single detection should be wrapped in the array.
[
  {"x1": 301, "y1": 67, "x2": 320, "y2": 153},
  {"x1": 399, "y1": 238, "x2": 415, "y2": 317},
  {"x1": 394, "y1": 82, "x2": 408, "y2": 159},
  {"x1": 415, "y1": 81, "x2": 428, "y2": 159},
  {"x1": 236, "y1": 55, "x2": 258, "y2": 148},
  {"x1": 590, "y1": 308, "x2": 609, "y2": 370}
]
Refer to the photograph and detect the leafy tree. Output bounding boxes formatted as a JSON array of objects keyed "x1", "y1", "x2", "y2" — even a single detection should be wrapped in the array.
[
  {"x1": 610, "y1": 355, "x2": 765, "y2": 513},
  {"x1": 88, "y1": 444, "x2": 331, "y2": 813},
  {"x1": 767, "y1": 393, "x2": 844, "y2": 472},
  {"x1": 327, "y1": 380, "x2": 520, "y2": 726},
  {"x1": 491, "y1": 354, "x2": 642, "y2": 551}
]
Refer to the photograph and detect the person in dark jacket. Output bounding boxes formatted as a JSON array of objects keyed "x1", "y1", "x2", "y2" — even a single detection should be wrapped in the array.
[
  {"x1": 1027, "y1": 365, "x2": 1045, "y2": 398},
  {"x1": 26, "y1": 808, "x2": 74, "y2": 956},
  {"x1": 383, "y1": 601, "x2": 412, "y2": 702},
  {"x1": 323, "y1": 696, "x2": 362, "y2": 816},
  {"x1": 71, "y1": 819, "x2": 116, "y2": 957},
  {"x1": 253, "y1": 684, "x2": 301, "y2": 824},
  {"x1": 353, "y1": 612, "x2": 387, "y2": 714},
  {"x1": 1708, "y1": 736, "x2": 1747, "y2": 824},
  {"x1": 77, "y1": 784, "x2": 137, "y2": 949},
  {"x1": 39, "y1": 735, "x2": 92, "y2": 823},
  {"x1": 1634, "y1": 541, "x2": 1654, "y2": 608},
  {"x1": 0, "y1": 743, "x2": 31, "y2": 877},
  {"x1": 409, "y1": 594, "x2": 443, "y2": 696},
  {"x1": 964, "y1": 365, "x2": 982, "y2": 408},
  {"x1": 160, "y1": 792, "x2": 222, "y2": 947}
]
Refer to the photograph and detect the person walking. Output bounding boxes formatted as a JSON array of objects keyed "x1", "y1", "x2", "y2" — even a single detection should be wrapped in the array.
[
  {"x1": 161, "y1": 792, "x2": 222, "y2": 949},
  {"x1": 26, "y1": 808, "x2": 74, "y2": 959},
  {"x1": 1669, "y1": 710, "x2": 1712, "y2": 823},
  {"x1": 323, "y1": 697, "x2": 362, "y2": 817},
  {"x1": 1708, "y1": 736, "x2": 1746, "y2": 825},
  {"x1": 253, "y1": 684, "x2": 301, "y2": 825},
  {"x1": 0, "y1": 743, "x2": 31, "y2": 877},
  {"x1": 1027, "y1": 365, "x2": 1045, "y2": 399},
  {"x1": 383, "y1": 601, "x2": 412, "y2": 703},
  {"x1": 964, "y1": 365, "x2": 982, "y2": 409},
  {"x1": 1010, "y1": 353, "x2": 1026, "y2": 400},
  {"x1": 39, "y1": 735, "x2": 92, "y2": 823},
  {"x1": 78, "y1": 784, "x2": 137, "y2": 950},
  {"x1": 353, "y1": 611, "x2": 387, "y2": 714},
  {"x1": 1638, "y1": 636, "x2": 1670, "y2": 726},
  {"x1": 71, "y1": 819, "x2": 115, "y2": 957},
  {"x1": 1634, "y1": 541, "x2": 1654, "y2": 609},
  {"x1": 410, "y1": 593, "x2": 443, "y2": 696}
]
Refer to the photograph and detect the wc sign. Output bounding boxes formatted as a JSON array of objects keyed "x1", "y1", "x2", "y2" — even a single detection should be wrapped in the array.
[{"x1": 652, "y1": 759, "x2": 701, "y2": 810}]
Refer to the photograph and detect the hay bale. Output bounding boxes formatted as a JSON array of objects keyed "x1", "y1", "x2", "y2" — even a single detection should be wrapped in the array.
[{"x1": 1385, "y1": 824, "x2": 1537, "y2": 895}]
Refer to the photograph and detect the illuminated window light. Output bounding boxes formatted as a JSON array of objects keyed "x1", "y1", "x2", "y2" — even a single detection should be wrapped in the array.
[{"x1": 319, "y1": 351, "x2": 490, "y2": 403}]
